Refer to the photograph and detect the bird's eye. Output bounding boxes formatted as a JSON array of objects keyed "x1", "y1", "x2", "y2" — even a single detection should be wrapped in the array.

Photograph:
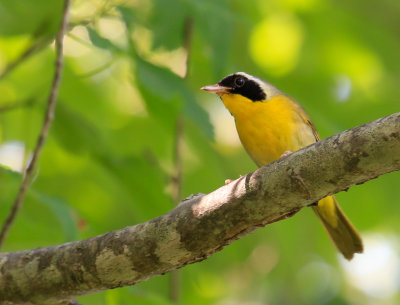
[{"x1": 234, "y1": 77, "x2": 245, "y2": 88}]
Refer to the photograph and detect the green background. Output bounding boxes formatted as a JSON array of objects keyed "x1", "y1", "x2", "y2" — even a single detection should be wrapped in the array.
[{"x1": 0, "y1": 0, "x2": 399, "y2": 304}]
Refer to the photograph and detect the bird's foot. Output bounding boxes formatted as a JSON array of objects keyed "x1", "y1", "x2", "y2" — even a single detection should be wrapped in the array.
[
  {"x1": 225, "y1": 175, "x2": 244, "y2": 185},
  {"x1": 225, "y1": 179, "x2": 233, "y2": 185},
  {"x1": 280, "y1": 150, "x2": 293, "y2": 158}
]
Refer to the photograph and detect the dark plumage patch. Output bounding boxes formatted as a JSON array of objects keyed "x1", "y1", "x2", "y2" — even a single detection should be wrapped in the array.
[{"x1": 219, "y1": 73, "x2": 266, "y2": 101}]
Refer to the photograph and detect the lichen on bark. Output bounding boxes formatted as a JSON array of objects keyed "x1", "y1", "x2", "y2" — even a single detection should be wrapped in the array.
[{"x1": 0, "y1": 112, "x2": 400, "y2": 305}]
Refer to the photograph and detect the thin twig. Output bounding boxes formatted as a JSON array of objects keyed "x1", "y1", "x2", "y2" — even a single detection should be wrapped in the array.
[
  {"x1": 0, "y1": 0, "x2": 111, "y2": 82},
  {"x1": 169, "y1": 17, "x2": 193, "y2": 304},
  {"x1": 0, "y1": 0, "x2": 71, "y2": 249}
]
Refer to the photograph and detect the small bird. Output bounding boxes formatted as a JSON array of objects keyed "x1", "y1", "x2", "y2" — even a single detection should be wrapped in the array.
[{"x1": 202, "y1": 72, "x2": 363, "y2": 260}]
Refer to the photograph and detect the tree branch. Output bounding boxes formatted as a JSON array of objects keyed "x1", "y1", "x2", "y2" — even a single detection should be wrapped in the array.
[
  {"x1": 1, "y1": 112, "x2": 400, "y2": 305},
  {"x1": 0, "y1": 0, "x2": 71, "y2": 249}
]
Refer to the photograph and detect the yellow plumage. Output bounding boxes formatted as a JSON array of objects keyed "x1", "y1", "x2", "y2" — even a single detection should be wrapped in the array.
[
  {"x1": 202, "y1": 72, "x2": 363, "y2": 259},
  {"x1": 221, "y1": 94, "x2": 315, "y2": 165}
]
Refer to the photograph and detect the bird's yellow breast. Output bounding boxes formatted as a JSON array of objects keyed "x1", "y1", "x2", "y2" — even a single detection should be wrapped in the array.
[{"x1": 221, "y1": 93, "x2": 316, "y2": 167}]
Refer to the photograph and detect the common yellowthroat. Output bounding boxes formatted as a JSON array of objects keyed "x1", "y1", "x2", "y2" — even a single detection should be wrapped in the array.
[{"x1": 202, "y1": 72, "x2": 363, "y2": 260}]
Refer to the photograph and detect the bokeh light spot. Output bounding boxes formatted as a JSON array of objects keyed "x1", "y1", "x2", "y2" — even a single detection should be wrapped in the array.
[
  {"x1": 194, "y1": 271, "x2": 227, "y2": 298},
  {"x1": 325, "y1": 41, "x2": 383, "y2": 94},
  {"x1": 340, "y1": 233, "x2": 400, "y2": 300},
  {"x1": 296, "y1": 261, "x2": 339, "y2": 304},
  {"x1": 0, "y1": 141, "x2": 25, "y2": 172},
  {"x1": 249, "y1": 14, "x2": 304, "y2": 76},
  {"x1": 334, "y1": 74, "x2": 352, "y2": 102},
  {"x1": 206, "y1": 100, "x2": 241, "y2": 147},
  {"x1": 279, "y1": 0, "x2": 321, "y2": 11}
]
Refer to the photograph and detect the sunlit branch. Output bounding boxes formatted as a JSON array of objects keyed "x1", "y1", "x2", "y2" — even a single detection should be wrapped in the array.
[{"x1": 0, "y1": 112, "x2": 399, "y2": 305}]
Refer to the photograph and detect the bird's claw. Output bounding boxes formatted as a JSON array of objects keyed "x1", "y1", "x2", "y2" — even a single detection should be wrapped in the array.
[
  {"x1": 280, "y1": 150, "x2": 293, "y2": 158},
  {"x1": 225, "y1": 175, "x2": 244, "y2": 185},
  {"x1": 225, "y1": 179, "x2": 233, "y2": 185}
]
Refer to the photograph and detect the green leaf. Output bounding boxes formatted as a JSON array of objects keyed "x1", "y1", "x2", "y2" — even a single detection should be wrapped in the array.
[
  {"x1": 194, "y1": 0, "x2": 233, "y2": 77},
  {"x1": 116, "y1": 6, "x2": 137, "y2": 30},
  {"x1": 86, "y1": 27, "x2": 120, "y2": 52},
  {"x1": 30, "y1": 191, "x2": 78, "y2": 242},
  {"x1": 148, "y1": 0, "x2": 189, "y2": 50},
  {"x1": 100, "y1": 154, "x2": 173, "y2": 221},
  {"x1": 0, "y1": 166, "x2": 21, "y2": 207},
  {"x1": 52, "y1": 103, "x2": 105, "y2": 156},
  {"x1": 133, "y1": 56, "x2": 213, "y2": 138},
  {"x1": 0, "y1": 167, "x2": 70, "y2": 249},
  {"x1": 133, "y1": 56, "x2": 183, "y2": 127},
  {"x1": 0, "y1": 0, "x2": 63, "y2": 36},
  {"x1": 183, "y1": 90, "x2": 214, "y2": 139}
]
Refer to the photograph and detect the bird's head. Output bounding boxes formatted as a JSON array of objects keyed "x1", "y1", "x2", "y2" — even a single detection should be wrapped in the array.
[{"x1": 201, "y1": 72, "x2": 282, "y2": 102}]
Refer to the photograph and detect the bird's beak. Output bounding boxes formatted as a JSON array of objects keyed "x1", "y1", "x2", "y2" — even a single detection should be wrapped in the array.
[{"x1": 201, "y1": 84, "x2": 230, "y2": 95}]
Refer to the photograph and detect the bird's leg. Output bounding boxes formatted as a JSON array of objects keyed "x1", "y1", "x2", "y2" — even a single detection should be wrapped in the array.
[
  {"x1": 280, "y1": 150, "x2": 293, "y2": 158},
  {"x1": 225, "y1": 175, "x2": 244, "y2": 185}
]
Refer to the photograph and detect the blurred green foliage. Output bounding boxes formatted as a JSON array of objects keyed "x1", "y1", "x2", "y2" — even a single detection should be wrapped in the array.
[{"x1": 0, "y1": 0, "x2": 400, "y2": 304}]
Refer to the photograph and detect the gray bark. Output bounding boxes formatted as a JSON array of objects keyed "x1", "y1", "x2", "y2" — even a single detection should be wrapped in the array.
[{"x1": 1, "y1": 112, "x2": 400, "y2": 304}]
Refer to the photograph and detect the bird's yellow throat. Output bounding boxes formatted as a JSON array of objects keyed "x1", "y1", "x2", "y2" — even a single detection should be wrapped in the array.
[{"x1": 220, "y1": 93, "x2": 310, "y2": 166}]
